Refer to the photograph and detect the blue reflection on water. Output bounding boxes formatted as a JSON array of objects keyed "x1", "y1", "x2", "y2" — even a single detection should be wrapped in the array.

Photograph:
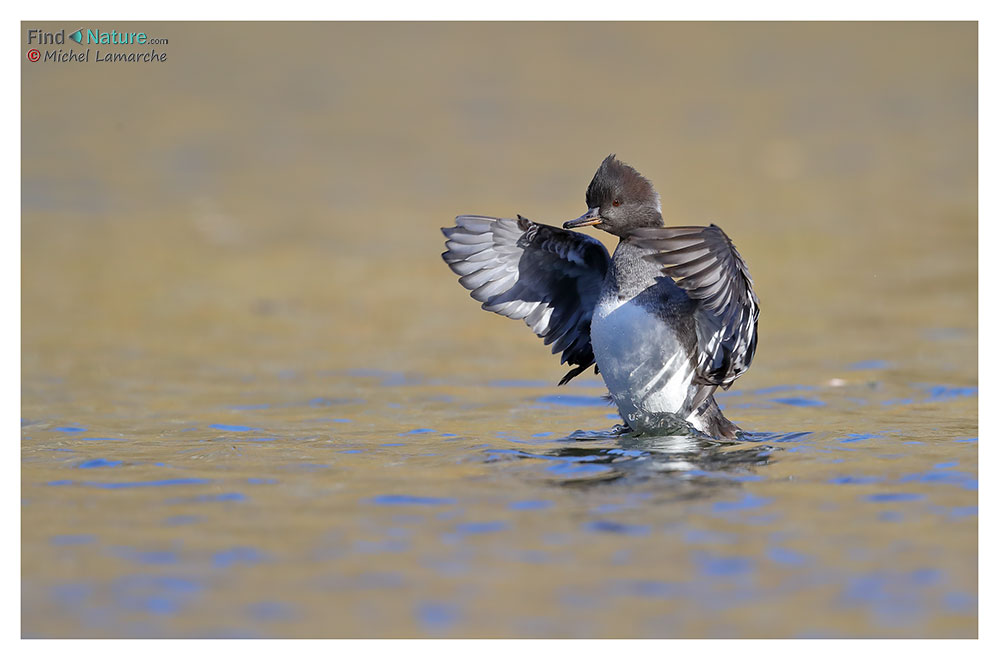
[
  {"x1": 767, "y1": 546, "x2": 810, "y2": 566},
  {"x1": 51, "y1": 582, "x2": 92, "y2": 607},
  {"x1": 683, "y1": 528, "x2": 737, "y2": 545},
  {"x1": 741, "y1": 431, "x2": 812, "y2": 443},
  {"x1": 546, "y1": 462, "x2": 614, "y2": 477},
  {"x1": 752, "y1": 385, "x2": 815, "y2": 395},
  {"x1": 509, "y1": 500, "x2": 553, "y2": 511},
  {"x1": 455, "y1": 521, "x2": 509, "y2": 535},
  {"x1": 840, "y1": 433, "x2": 879, "y2": 443},
  {"x1": 416, "y1": 601, "x2": 459, "y2": 632},
  {"x1": 50, "y1": 534, "x2": 96, "y2": 546},
  {"x1": 213, "y1": 547, "x2": 269, "y2": 568},
  {"x1": 944, "y1": 591, "x2": 977, "y2": 613},
  {"x1": 880, "y1": 384, "x2": 977, "y2": 408},
  {"x1": 899, "y1": 470, "x2": 977, "y2": 490},
  {"x1": 713, "y1": 494, "x2": 774, "y2": 513},
  {"x1": 949, "y1": 506, "x2": 978, "y2": 518},
  {"x1": 829, "y1": 475, "x2": 883, "y2": 484},
  {"x1": 584, "y1": 520, "x2": 651, "y2": 536},
  {"x1": 111, "y1": 575, "x2": 202, "y2": 616},
  {"x1": 772, "y1": 397, "x2": 825, "y2": 407},
  {"x1": 166, "y1": 492, "x2": 246, "y2": 504},
  {"x1": 923, "y1": 385, "x2": 977, "y2": 401},
  {"x1": 49, "y1": 478, "x2": 212, "y2": 489},
  {"x1": 838, "y1": 569, "x2": 949, "y2": 626},
  {"x1": 865, "y1": 493, "x2": 925, "y2": 502},
  {"x1": 607, "y1": 448, "x2": 646, "y2": 457},
  {"x1": 370, "y1": 494, "x2": 456, "y2": 506},
  {"x1": 695, "y1": 552, "x2": 755, "y2": 577},
  {"x1": 208, "y1": 423, "x2": 256, "y2": 432},
  {"x1": 849, "y1": 360, "x2": 891, "y2": 370},
  {"x1": 77, "y1": 458, "x2": 122, "y2": 469}
]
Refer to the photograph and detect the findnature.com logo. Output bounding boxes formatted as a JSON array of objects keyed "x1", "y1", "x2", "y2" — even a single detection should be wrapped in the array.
[{"x1": 26, "y1": 27, "x2": 169, "y2": 63}]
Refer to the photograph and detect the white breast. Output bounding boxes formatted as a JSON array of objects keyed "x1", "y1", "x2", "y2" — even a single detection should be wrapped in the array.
[{"x1": 590, "y1": 295, "x2": 695, "y2": 430}]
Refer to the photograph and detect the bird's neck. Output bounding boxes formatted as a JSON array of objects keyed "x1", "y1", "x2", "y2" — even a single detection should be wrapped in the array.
[{"x1": 610, "y1": 210, "x2": 664, "y2": 239}]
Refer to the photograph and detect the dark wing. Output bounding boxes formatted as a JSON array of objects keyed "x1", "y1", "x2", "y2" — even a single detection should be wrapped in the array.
[
  {"x1": 631, "y1": 224, "x2": 759, "y2": 390},
  {"x1": 442, "y1": 214, "x2": 610, "y2": 385}
]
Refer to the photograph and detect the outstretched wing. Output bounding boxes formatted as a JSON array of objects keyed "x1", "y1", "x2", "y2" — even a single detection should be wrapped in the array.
[
  {"x1": 631, "y1": 224, "x2": 759, "y2": 390},
  {"x1": 442, "y1": 214, "x2": 611, "y2": 385}
]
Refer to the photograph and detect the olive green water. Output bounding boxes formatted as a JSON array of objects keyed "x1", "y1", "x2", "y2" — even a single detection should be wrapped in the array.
[{"x1": 21, "y1": 22, "x2": 977, "y2": 637}]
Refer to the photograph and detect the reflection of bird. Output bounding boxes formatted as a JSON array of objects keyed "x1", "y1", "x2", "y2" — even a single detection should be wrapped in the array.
[
  {"x1": 442, "y1": 155, "x2": 759, "y2": 439},
  {"x1": 542, "y1": 430, "x2": 780, "y2": 489}
]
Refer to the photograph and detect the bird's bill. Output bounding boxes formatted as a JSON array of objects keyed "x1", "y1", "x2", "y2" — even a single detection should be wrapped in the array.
[{"x1": 563, "y1": 208, "x2": 602, "y2": 229}]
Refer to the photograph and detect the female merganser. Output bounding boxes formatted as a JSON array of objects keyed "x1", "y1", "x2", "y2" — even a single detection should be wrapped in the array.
[{"x1": 442, "y1": 155, "x2": 759, "y2": 439}]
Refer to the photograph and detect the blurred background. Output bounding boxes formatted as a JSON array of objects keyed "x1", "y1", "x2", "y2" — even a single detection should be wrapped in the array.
[{"x1": 22, "y1": 22, "x2": 977, "y2": 638}]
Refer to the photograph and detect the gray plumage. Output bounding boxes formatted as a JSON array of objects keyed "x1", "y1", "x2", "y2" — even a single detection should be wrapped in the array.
[
  {"x1": 441, "y1": 156, "x2": 760, "y2": 439},
  {"x1": 630, "y1": 225, "x2": 760, "y2": 392},
  {"x1": 441, "y1": 214, "x2": 610, "y2": 385}
]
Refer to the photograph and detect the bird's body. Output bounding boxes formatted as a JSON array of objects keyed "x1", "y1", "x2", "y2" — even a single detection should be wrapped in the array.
[
  {"x1": 442, "y1": 156, "x2": 759, "y2": 439},
  {"x1": 591, "y1": 241, "x2": 700, "y2": 431}
]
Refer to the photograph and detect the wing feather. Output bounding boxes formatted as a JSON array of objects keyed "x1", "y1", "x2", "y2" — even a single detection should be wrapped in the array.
[
  {"x1": 631, "y1": 224, "x2": 760, "y2": 389},
  {"x1": 442, "y1": 214, "x2": 611, "y2": 385}
]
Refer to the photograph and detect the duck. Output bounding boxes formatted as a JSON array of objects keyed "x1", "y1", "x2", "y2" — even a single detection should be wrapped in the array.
[{"x1": 441, "y1": 155, "x2": 759, "y2": 439}]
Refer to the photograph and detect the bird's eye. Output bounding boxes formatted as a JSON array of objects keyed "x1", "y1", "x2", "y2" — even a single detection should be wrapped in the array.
[{"x1": 612, "y1": 199, "x2": 621, "y2": 207}]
